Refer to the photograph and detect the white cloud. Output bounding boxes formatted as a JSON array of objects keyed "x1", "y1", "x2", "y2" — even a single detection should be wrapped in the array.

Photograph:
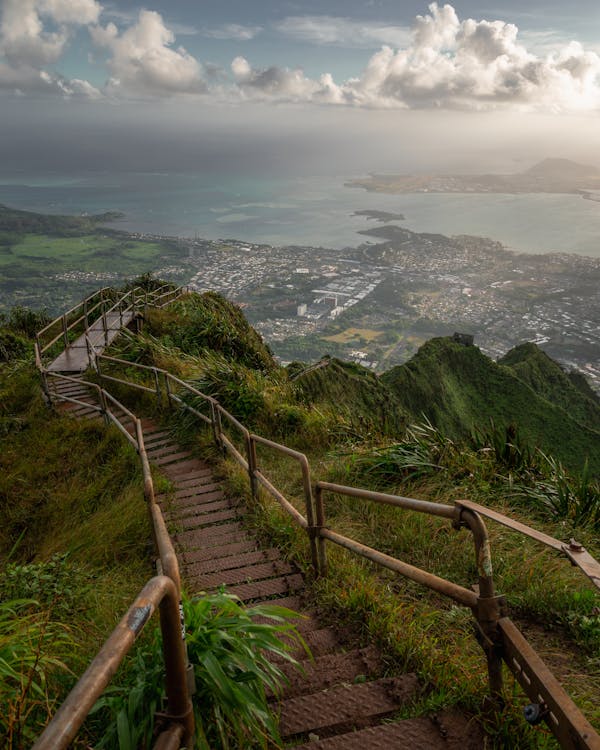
[
  {"x1": 275, "y1": 16, "x2": 410, "y2": 49},
  {"x1": 231, "y1": 56, "x2": 343, "y2": 104},
  {"x1": 38, "y1": 0, "x2": 101, "y2": 26},
  {"x1": 91, "y1": 10, "x2": 206, "y2": 96},
  {"x1": 202, "y1": 24, "x2": 262, "y2": 41},
  {"x1": 245, "y1": 2, "x2": 600, "y2": 112},
  {"x1": 0, "y1": 0, "x2": 101, "y2": 97}
]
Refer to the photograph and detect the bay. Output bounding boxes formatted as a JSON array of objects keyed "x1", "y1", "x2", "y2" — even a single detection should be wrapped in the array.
[{"x1": 0, "y1": 171, "x2": 599, "y2": 257}]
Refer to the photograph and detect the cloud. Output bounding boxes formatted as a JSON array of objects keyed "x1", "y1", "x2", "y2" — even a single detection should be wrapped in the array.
[
  {"x1": 275, "y1": 16, "x2": 410, "y2": 49},
  {"x1": 202, "y1": 24, "x2": 262, "y2": 41},
  {"x1": 347, "y1": 2, "x2": 600, "y2": 111},
  {"x1": 0, "y1": 0, "x2": 101, "y2": 97},
  {"x1": 231, "y1": 56, "x2": 343, "y2": 104},
  {"x1": 247, "y1": 2, "x2": 600, "y2": 111},
  {"x1": 91, "y1": 10, "x2": 206, "y2": 96}
]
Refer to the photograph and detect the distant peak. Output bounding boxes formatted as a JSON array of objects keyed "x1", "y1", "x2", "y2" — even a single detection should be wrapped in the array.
[{"x1": 524, "y1": 158, "x2": 600, "y2": 178}]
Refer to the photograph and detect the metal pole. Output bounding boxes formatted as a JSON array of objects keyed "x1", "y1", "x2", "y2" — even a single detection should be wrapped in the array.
[
  {"x1": 164, "y1": 373, "x2": 173, "y2": 409},
  {"x1": 247, "y1": 435, "x2": 258, "y2": 501},
  {"x1": 32, "y1": 576, "x2": 193, "y2": 750},
  {"x1": 456, "y1": 506, "x2": 504, "y2": 704},
  {"x1": 153, "y1": 368, "x2": 162, "y2": 406},
  {"x1": 299, "y1": 459, "x2": 319, "y2": 578},
  {"x1": 314, "y1": 486, "x2": 328, "y2": 577},
  {"x1": 102, "y1": 303, "x2": 109, "y2": 346},
  {"x1": 62, "y1": 315, "x2": 69, "y2": 347}
]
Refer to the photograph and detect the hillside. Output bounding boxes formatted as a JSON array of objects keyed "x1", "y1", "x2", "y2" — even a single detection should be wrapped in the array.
[
  {"x1": 381, "y1": 337, "x2": 600, "y2": 474},
  {"x1": 499, "y1": 342, "x2": 600, "y2": 433},
  {"x1": 2, "y1": 289, "x2": 600, "y2": 747},
  {"x1": 291, "y1": 357, "x2": 407, "y2": 437}
]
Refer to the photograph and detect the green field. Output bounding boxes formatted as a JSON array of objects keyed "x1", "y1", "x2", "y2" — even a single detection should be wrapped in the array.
[{"x1": 0, "y1": 233, "x2": 165, "y2": 268}]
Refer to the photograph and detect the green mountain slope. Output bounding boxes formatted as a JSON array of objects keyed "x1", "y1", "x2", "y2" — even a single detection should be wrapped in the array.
[
  {"x1": 381, "y1": 337, "x2": 600, "y2": 474},
  {"x1": 291, "y1": 357, "x2": 407, "y2": 437},
  {"x1": 499, "y1": 343, "x2": 600, "y2": 433}
]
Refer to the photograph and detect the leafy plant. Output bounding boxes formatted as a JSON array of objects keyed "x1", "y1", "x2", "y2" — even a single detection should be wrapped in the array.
[
  {"x1": 94, "y1": 590, "x2": 306, "y2": 750},
  {"x1": 0, "y1": 554, "x2": 89, "y2": 619},
  {"x1": 0, "y1": 599, "x2": 73, "y2": 749},
  {"x1": 471, "y1": 419, "x2": 539, "y2": 475},
  {"x1": 515, "y1": 454, "x2": 600, "y2": 529}
]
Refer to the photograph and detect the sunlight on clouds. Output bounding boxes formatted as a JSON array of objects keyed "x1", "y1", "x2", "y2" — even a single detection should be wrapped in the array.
[
  {"x1": 0, "y1": 1, "x2": 599, "y2": 112},
  {"x1": 90, "y1": 10, "x2": 206, "y2": 96}
]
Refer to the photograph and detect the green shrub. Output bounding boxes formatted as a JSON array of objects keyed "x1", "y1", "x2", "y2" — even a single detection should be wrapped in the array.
[{"x1": 94, "y1": 591, "x2": 306, "y2": 750}]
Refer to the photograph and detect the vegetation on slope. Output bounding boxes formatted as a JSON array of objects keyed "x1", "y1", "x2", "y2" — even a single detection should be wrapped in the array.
[
  {"x1": 98, "y1": 292, "x2": 599, "y2": 748},
  {"x1": 4, "y1": 284, "x2": 600, "y2": 748},
  {"x1": 382, "y1": 337, "x2": 600, "y2": 475},
  {"x1": 0, "y1": 316, "x2": 152, "y2": 747},
  {"x1": 500, "y1": 342, "x2": 600, "y2": 431}
]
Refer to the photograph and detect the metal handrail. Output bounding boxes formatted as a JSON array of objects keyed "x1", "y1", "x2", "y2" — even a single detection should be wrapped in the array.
[
  {"x1": 32, "y1": 576, "x2": 193, "y2": 750},
  {"x1": 37, "y1": 288, "x2": 600, "y2": 748},
  {"x1": 94, "y1": 352, "x2": 600, "y2": 749},
  {"x1": 37, "y1": 370, "x2": 194, "y2": 747}
]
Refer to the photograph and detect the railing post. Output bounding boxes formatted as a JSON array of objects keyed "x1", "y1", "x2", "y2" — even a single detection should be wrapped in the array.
[
  {"x1": 456, "y1": 506, "x2": 505, "y2": 707},
  {"x1": 210, "y1": 401, "x2": 221, "y2": 449},
  {"x1": 247, "y1": 435, "x2": 258, "y2": 501},
  {"x1": 62, "y1": 314, "x2": 69, "y2": 347},
  {"x1": 157, "y1": 589, "x2": 195, "y2": 747},
  {"x1": 153, "y1": 368, "x2": 162, "y2": 406},
  {"x1": 99, "y1": 387, "x2": 110, "y2": 425},
  {"x1": 214, "y1": 406, "x2": 226, "y2": 456},
  {"x1": 314, "y1": 485, "x2": 328, "y2": 578},
  {"x1": 102, "y1": 302, "x2": 109, "y2": 346},
  {"x1": 84, "y1": 299, "x2": 89, "y2": 331},
  {"x1": 299, "y1": 459, "x2": 320, "y2": 578},
  {"x1": 164, "y1": 372, "x2": 173, "y2": 409}
]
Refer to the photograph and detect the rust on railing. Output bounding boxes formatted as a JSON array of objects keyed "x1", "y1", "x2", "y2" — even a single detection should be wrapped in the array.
[
  {"x1": 36, "y1": 287, "x2": 600, "y2": 750},
  {"x1": 32, "y1": 576, "x2": 193, "y2": 750}
]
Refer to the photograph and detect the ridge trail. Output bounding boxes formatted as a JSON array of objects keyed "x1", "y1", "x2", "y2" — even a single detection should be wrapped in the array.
[{"x1": 48, "y1": 374, "x2": 483, "y2": 748}]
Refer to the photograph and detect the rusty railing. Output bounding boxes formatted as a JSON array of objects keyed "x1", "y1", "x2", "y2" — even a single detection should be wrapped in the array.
[
  {"x1": 93, "y1": 351, "x2": 600, "y2": 750},
  {"x1": 33, "y1": 370, "x2": 194, "y2": 749}
]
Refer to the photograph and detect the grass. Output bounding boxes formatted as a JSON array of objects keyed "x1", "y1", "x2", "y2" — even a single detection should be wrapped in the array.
[
  {"x1": 323, "y1": 327, "x2": 383, "y2": 344},
  {"x1": 0, "y1": 358, "x2": 153, "y2": 747},
  {"x1": 5, "y1": 289, "x2": 599, "y2": 748}
]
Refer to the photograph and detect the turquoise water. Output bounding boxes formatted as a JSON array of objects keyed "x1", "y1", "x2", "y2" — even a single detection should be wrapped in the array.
[{"x1": 1, "y1": 172, "x2": 599, "y2": 256}]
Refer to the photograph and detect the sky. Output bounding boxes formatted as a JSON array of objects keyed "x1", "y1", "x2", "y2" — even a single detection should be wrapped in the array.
[{"x1": 1, "y1": 1, "x2": 600, "y2": 176}]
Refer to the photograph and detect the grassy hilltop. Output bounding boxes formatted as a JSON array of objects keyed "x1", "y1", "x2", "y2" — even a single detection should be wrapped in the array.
[{"x1": 1, "y1": 288, "x2": 600, "y2": 747}]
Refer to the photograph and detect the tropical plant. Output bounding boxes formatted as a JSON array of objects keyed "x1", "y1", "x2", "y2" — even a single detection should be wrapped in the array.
[
  {"x1": 93, "y1": 590, "x2": 306, "y2": 750},
  {"x1": 0, "y1": 599, "x2": 73, "y2": 749},
  {"x1": 514, "y1": 454, "x2": 600, "y2": 529}
]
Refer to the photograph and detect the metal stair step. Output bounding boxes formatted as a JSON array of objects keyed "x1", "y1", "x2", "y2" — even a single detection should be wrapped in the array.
[
  {"x1": 185, "y1": 548, "x2": 281, "y2": 576},
  {"x1": 188, "y1": 559, "x2": 296, "y2": 590},
  {"x1": 182, "y1": 539, "x2": 258, "y2": 564},
  {"x1": 215, "y1": 573, "x2": 304, "y2": 602},
  {"x1": 278, "y1": 674, "x2": 420, "y2": 738},
  {"x1": 175, "y1": 508, "x2": 239, "y2": 530},
  {"x1": 166, "y1": 499, "x2": 232, "y2": 519},
  {"x1": 152, "y1": 451, "x2": 194, "y2": 466},
  {"x1": 274, "y1": 647, "x2": 382, "y2": 698},
  {"x1": 290, "y1": 713, "x2": 483, "y2": 750}
]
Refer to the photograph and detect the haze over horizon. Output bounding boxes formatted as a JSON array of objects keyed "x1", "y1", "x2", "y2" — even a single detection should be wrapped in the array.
[{"x1": 1, "y1": 2, "x2": 600, "y2": 178}]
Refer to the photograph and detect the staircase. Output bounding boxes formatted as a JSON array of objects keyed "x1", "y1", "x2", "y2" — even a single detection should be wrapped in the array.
[
  {"x1": 38, "y1": 287, "x2": 600, "y2": 750},
  {"x1": 52, "y1": 387, "x2": 483, "y2": 747}
]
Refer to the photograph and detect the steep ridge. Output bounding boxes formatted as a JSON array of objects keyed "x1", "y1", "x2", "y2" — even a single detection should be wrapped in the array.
[
  {"x1": 382, "y1": 337, "x2": 600, "y2": 474},
  {"x1": 500, "y1": 342, "x2": 600, "y2": 432}
]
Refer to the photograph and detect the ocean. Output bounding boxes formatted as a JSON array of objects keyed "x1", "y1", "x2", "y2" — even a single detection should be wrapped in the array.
[{"x1": 1, "y1": 172, "x2": 599, "y2": 257}]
